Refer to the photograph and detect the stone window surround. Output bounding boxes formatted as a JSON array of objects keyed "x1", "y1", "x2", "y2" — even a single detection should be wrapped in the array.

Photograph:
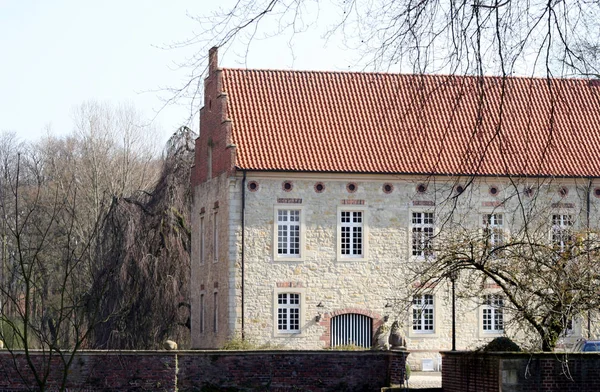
[
  {"x1": 273, "y1": 204, "x2": 306, "y2": 261},
  {"x1": 562, "y1": 316, "x2": 580, "y2": 338},
  {"x1": 482, "y1": 212, "x2": 505, "y2": 249},
  {"x1": 199, "y1": 291, "x2": 205, "y2": 334},
  {"x1": 408, "y1": 292, "x2": 440, "y2": 338},
  {"x1": 410, "y1": 209, "x2": 435, "y2": 260},
  {"x1": 213, "y1": 210, "x2": 219, "y2": 263},
  {"x1": 551, "y1": 213, "x2": 573, "y2": 252},
  {"x1": 479, "y1": 293, "x2": 504, "y2": 337},
  {"x1": 272, "y1": 287, "x2": 306, "y2": 337},
  {"x1": 336, "y1": 205, "x2": 369, "y2": 261},
  {"x1": 200, "y1": 214, "x2": 205, "y2": 265},
  {"x1": 213, "y1": 290, "x2": 218, "y2": 334}
]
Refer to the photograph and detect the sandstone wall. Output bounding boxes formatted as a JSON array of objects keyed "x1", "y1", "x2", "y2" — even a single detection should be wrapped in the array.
[{"x1": 192, "y1": 170, "x2": 600, "y2": 369}]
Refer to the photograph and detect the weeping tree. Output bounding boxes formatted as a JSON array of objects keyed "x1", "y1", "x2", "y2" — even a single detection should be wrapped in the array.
[{"x1": 90, "y1": 126, "x2": 195, "y2": 349}]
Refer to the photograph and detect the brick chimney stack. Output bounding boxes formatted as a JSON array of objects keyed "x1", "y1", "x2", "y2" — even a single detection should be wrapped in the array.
[{"x1": 209, "y1": 47, "x2": 218, "y2": 73}]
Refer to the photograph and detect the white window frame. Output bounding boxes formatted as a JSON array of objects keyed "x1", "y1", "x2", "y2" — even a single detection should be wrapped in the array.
[
  {"x1": 411, "y1": 211, "x2": 435, "y2": 259},
  {"x1": 562, "y1": 317, "x2": 575, "y2": 337},
  {"x1": 337, "y1": 206, "x2": 368, "y2": 261},
  {"x1": 552, "y1": 214, "x2": 573, "y2": 253},
  {"x1": 273, "y1": 206, "x2": 305, "y2": 261},
  {"x1": 482, "y1": 213, "x2": 505, "y2": 256},
  {"x1": 411, "y1": 294, "x2": 435, "y2": 335},
  {"x1": 273, "y1": 287, "x2": 305, "y2": 336},
  {"x1": 481, "y1": 294, "x2": 504, "y2": 334}
]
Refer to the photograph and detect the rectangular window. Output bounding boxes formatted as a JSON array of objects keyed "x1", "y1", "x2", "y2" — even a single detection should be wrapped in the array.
[
  {"x1": 552, "y1": 214, "x2": 573, "y2": 252},
  {"x1": 563, "y1": 317, "x2": 574, "y2": 336},
  {"x1": 412, "y1": 294, "x2": 434, "y2": 333},
  {"x1": 213, "y1": 212, "x2": 218, "y2": 262},
  {"x1": 341, "y1": 211, "x2": 363, "y2": 256},
  {"x1": 200, "y1": 293, "x2": 205, "y2": 333},
  {"x1": 277, "y1": 293, "x2": 300, "y2": 333},
  {"x1": 483, "y1": 213, "x2": 504, "y2": 250},
  {"x1": 412, "y1": 212, "x2": 434, "y2": 257},
  {"x1": 482, "y1": 294, "x2": 504, "y2": 333},
  {"x1": 277, "y1": 209, "x2": 301, "y2": 257},
  {"x1": 213, "y1": 292, "x2": 218, "y2": 333},
  {"x1": 200, "y1": 216, "x2": 205, "y2": 264}
]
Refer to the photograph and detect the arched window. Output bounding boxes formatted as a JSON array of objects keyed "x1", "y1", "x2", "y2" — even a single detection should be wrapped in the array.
[{"x1": 330, "y1": 313, "x2": 373, "y2": 348}]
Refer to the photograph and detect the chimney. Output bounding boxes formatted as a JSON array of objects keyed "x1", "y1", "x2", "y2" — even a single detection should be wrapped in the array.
[{"x1": 209, "y1": 47, "x2": 219, "y2": 73}]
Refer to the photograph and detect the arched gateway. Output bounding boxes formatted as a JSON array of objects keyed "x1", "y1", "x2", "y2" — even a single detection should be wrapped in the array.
[{"x1": 330, "y1": 313, "x2": 373, "y2": 348}]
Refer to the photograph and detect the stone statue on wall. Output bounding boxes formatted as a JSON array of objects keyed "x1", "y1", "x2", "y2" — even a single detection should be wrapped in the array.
[
  {"x1": 388, "y1": 321, "x2": 406, "y2": 349},
  {"x1": 372, "y1": 321, "x2": 390, "y2": 350}
]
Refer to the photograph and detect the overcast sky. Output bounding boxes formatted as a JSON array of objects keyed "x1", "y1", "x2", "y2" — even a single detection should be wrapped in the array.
[{"x1": 0, "y1": 0, "x2": 356, "y2": 146}]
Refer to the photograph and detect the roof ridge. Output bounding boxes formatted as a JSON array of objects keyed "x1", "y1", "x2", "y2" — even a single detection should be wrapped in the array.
[{"x1": 222, "y1": 67, "x2": 596, "y2": 83}]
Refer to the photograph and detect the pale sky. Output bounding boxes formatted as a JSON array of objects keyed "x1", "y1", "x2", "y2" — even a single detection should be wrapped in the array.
[{"x1": 0, "y1": 1, "x2": 355, "y2": 146}]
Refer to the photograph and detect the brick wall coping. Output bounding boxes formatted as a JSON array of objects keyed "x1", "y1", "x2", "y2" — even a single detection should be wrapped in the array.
[
  {"x1": 442, "y1": 350, "x2": 600, "y2": 358},
  {"x1": 0, "y1": 349, "x2": 407, "y2": 357},
  {"x1": 178, "y1": 349, "x2": 408, "y2": 357}
]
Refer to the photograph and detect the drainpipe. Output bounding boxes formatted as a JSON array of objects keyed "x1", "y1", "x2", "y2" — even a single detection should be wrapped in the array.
[{"x1": 241, "y1": 171, "x2": 246, "y2": 340}]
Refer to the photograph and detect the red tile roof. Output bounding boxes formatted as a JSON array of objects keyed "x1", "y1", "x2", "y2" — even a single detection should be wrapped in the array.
[{"x1": 222, "y1": 69, "x2": 600, "y2": 177}]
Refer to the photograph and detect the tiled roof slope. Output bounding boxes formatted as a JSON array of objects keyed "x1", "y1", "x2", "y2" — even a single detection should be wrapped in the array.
[{"x1": 222, "y1": 69, "x2": 600, "y2": 177}]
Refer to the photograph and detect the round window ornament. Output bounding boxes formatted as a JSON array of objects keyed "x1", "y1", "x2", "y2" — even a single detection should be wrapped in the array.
[
  {"x1": 417, "y1": 184, "x2": 427, "y2": 193},
  {"x1": 347, "y1": 183, "x2": 358, "y2": 193},
  {"x1": 282, "y1": 181, "x2": 293, "y2": 192},
  {"x1": 247, "y1": 181, "x2": 259, "y2": 192},
  {"x1": 489, "y1": 186, "x2": 499, "y2": 196},
  {"x1": 454, "y1": 185, "x2": 465, "y2": 195},
  {"x1": 558, "y1": 186, "x2": 568, "y2": 198},
  {"x1": 314, "y1": 182, "x2": 325, "y2": 193},
  {"x1": 383, "y1": 183, "x2": 394, "y2": 194},
  {"x1": 594, "y1": 187, "x2": 600, "y2": 198}
]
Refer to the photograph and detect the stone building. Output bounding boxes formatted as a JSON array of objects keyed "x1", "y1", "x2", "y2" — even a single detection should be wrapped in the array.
[{"x1": 190, "y1": 47, "x2": 600, "y2": 369}]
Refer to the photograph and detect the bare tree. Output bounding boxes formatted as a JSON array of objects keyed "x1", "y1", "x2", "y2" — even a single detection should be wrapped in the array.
[
  {"x1": 396, "y1": 177, "x2": 600, "y2": 352},
  {"x1": 168, "y1": 0, "x2": 600, "y2": 108},
  {"x1": 0, "y1": 101, "x2": 172, "y2": 388},
  {"x1": 0, "y1": 134, "x2": 113, "y2": 391}
]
